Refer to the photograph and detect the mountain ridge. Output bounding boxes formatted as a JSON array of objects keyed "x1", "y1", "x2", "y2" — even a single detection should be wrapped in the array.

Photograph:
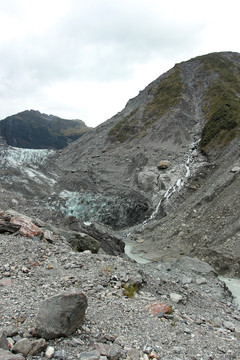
[{"x1": 0, "y1": 109, "x2": 91, "y2": 149}]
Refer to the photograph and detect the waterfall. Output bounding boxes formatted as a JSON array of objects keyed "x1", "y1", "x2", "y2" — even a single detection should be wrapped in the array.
[
  {"x1": 143, "y1": 199, "x2": 162, "y2": 225},
  {"x1": 142, "y1": 141, "x2": 197, "y2": 226}
]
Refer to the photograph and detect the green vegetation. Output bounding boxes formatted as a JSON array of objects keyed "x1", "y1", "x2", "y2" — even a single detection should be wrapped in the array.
[
  {"x1": 196, "y1": 53, "x2": 240, "y2": 93},
  {"x1": 108, "y1": 65, "x2": 183, "y2": 142},
  {"x1": 108, "y1": 109, "x2": 138, "y2": 143},
  {"x1": 122, "y1": 282, "x2": 139, "y2": 298},
  {"x1": 144, "y1": 65, "x2": 183, "y2": 119},
  {"x1": 200, "y1": 81, "x2": 239, "y2": 150},
  {"x1": 198, "y1": 54, "x2": 240, "y2": 153}
]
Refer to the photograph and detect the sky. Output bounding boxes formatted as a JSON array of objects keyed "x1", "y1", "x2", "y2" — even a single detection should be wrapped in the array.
[{"x1": 0, "y1": 0, "x2": 239, "y2": 127}]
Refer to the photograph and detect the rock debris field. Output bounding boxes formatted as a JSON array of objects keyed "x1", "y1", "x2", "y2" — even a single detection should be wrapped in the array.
[{"x1": 0, "y1": 233, "x2": 240, "y2": 360}]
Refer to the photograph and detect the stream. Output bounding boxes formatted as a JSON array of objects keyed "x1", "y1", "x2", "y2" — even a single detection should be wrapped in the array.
[
  {"x1": 124, "y1": 141, "x2": 198, "y2": 262},
  {"x1": 124, "y1": 242, "x2": 151, "y2": 264},
  {"x1": 123, "y1": 141, "x2": 240, "y2": 307},
  {"x1": 143, "y1": 142, "x2": 197, "y2": 226},
  {"x1": 219, "y1": 277, "x2": 240, "y2": 307}
]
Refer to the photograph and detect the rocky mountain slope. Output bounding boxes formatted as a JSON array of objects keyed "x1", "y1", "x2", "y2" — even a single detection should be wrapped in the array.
[
  {"x1": 44, "y1": 51, "x2": 239, "y2": 275},
  {"x1": 0, "y1": 51, "x2": 239, "y2": 276},
  {"x1": 0, "y1": 110, "x2": 90, "y2": 149},
  {"x1": 0, "y1": 51, "x2": 240, "y2": 359}
]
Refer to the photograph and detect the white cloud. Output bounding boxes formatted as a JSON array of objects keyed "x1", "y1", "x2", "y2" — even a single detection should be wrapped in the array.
[{"x1": 0, "y1": 0, "x2": 239, "y2": 126}]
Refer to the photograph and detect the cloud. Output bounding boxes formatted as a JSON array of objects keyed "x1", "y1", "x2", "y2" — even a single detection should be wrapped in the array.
[
  {"x1": 0, "y1": 0, "x2": 239, "y2": 126},
  {"x1": 0, "y1": 0, "x2": 205, "y2": 84}
]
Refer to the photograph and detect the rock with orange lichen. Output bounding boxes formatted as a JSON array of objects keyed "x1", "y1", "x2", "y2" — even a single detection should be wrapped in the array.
[{"x1": 146, "y1": 302, "x2": 173, "y2": 316}]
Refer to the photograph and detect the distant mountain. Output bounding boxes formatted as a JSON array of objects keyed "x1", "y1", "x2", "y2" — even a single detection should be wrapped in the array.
[{"x1": 0, "y1": 109, "x2": 91, "y2": 149}]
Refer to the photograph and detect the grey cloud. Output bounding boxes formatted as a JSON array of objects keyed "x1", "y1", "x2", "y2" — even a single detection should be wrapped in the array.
[
  {"x1": 1, "y1": 0, "x2": 204, "y2": 86},
  {"x1": 0, "y1": 0, "x2": 206, "y2": 123}
]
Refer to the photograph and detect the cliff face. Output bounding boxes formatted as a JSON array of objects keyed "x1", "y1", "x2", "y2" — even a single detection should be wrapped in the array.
[{"x1": 0, "y1": 109, "x2": 90, "y2": 149}]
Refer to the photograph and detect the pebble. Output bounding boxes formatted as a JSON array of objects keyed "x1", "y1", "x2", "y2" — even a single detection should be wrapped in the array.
[
  {"x1": 0, "y1": 348, "x2": 25, "y2": 360},
  {"x1": 79, "y1": 350, "x2": 100, "y2": 360},
  {"x1": 12, "y1": 338, "x2": 47, "y2": 357},
  {"x1": 170, "y1": 293, "x2": 183, "y2": 303},
  {"x1": 53, "y1": 350, "x2": 68, "y2": 359},
  {"x1": 108, "y1": 343, "x2": 122, "y2": 359},
  {"x1": 223, "y1": 320, "x2": 235, "y2": 332},
  {"x1": 46, "y1": 346, "x2": 55, "y2": 359},
  {"x1": 196, "y1": 277, "x2": 207, "y2": 285},
  {"x1": 211, "y1": 316, "x2": 222, "y2": 328},
  {"x1": 0, "y1": 332, "x2": 8, "y2": 350}
]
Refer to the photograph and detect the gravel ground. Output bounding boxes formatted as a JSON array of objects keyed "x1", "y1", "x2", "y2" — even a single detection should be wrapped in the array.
[{"x1": 0, "y1": 233, "x2": 240, "y2": 360}]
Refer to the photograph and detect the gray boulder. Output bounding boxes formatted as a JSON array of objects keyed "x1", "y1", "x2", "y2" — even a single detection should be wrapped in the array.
[
  {"x1": 0, "y1": 349, "x2": 24, "y2": 360},
  {"x1": 32, "y1": 291, "x2": 88, "y2": 339},
  {"x1": 0, "y1": 332, "x2": 8, "y2": 350},
  {"x1": 46, "y1": 225, "x2": 101, "y2": 253},
  {"x1": 12, "y1": 338, "x2": 46, "y2": 357},
  {"x1": 66, "y1": 231, "x2": 101, "y2": 253}
]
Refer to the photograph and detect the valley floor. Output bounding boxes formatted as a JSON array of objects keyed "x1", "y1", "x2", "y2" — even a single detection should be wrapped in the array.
[{"x1": 0, "y1": 233, "x2": 240, "y2": 360}]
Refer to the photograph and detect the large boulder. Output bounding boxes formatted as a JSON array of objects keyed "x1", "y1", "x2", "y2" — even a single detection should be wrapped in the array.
[
  {"x1": 10, "y1": 214, "x2": 43, "y2": 238},
  {"x1": 12, "y1": 338, "x2": 46, "y2": 357},
  {"x1": 157, "y1": 160, "x2": 171, "y2": 169},
  {"x1": 57, "y1": 217, "x2": 125, "y2": 256},
  {"x1": 52, "y1": 227, "x2": 101, "y2": 253},
  {"x1": 0, "y1": 349, "x2": 24, "y2": 360},
  {"x1": 1, "y1": 210, "x2": 44, "y2": 238},
  {"x1": 66, "y1": 231, "x2": 101, "y2": 253},
  {"x1": 31, "y1": 291, "x2": 88, "y2": 339}
]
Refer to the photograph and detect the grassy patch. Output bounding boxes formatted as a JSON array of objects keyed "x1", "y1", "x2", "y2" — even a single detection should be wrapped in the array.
[
  {"x1": 108, "y1": 109, "x2": 139, "y2": 142},
  {"x1": 198, "y1": 54, "x2": 240, "y2": 153},
  {"x1": 122, "y1": 282, "x2": 139, "y2": 298},
  {"x1": 108, "y1": 65, "x2": 183, "y2": 143},
  {"x1": 144, "y1": 65, "x2": 183, "y2": 119}
]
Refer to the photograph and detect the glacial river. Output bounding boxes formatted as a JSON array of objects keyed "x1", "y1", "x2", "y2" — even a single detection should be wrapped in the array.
[
  {"x1": 124, "y1": 242, "x2": 151, "y2": 264},
  {"x1": 125, "y1": 244, "x2": 240, "y2": 307},
  {"x1": 124, "y1": 139, "x2": 240, "y2": 307},
  {"x1": 219, "y1": 277, "x2": 240, "y2": 307}
]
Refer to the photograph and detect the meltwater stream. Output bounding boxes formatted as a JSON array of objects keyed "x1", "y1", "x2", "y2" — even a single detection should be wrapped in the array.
[
  {"x1": 219, "y1": 277, "x2": 240, "y2": 307},
  {"x1": 142, "y1": 144, "x2": 196, "y2": 226},
  {"x1": 124, "y1": 142, "x2": 198, "y2": 263}
]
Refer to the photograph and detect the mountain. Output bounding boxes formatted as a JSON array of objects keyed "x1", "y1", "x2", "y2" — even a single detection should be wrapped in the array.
[
  {"x1": 0, "y1": 109, "x2": 91, "y2": 149},
  {"x1": 0, "y1": 51, "x2": 240, "y2": 277},
  {"x1": 0, "y1": 51, "x2": 239, "y2": 360}
]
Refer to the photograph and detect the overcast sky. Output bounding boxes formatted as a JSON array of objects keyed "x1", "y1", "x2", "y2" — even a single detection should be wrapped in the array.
[{"x1": 0, "y1": 0, "x2": 239, "y2": 127}]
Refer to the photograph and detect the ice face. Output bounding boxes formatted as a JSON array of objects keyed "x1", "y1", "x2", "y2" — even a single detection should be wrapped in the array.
[{"x1": 0, "y1": 147, "x2": 55, "y2": 167}]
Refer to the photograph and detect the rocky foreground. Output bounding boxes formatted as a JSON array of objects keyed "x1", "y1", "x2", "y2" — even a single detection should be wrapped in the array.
[{"x1": 0, "y1": 227, "x2": 240, "y2": 360}]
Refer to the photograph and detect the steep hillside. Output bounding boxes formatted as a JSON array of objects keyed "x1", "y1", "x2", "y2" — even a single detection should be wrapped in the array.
[
  {"x1": 45, "y1": 51, "x2": 239, "y2": 274},
  {"x1": 0, "y1": 52, "x2": 239, "y2": 276},
  {"x1": 0, "y1": 109, "x2": 91, "y2": 149}
]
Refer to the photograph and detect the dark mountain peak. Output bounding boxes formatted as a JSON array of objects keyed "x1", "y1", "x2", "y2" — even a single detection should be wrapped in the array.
[{"x1": 0, "y1": 109, "x2": 91, "y2": 149}]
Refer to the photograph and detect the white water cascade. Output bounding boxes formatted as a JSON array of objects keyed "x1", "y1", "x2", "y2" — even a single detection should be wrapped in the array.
[
  {"x1": 124, "y1": 141, "x2": 200, "y2": 262},
  {"x1": 143, "y1": 143, "x2": 197, "y2": 226}
]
